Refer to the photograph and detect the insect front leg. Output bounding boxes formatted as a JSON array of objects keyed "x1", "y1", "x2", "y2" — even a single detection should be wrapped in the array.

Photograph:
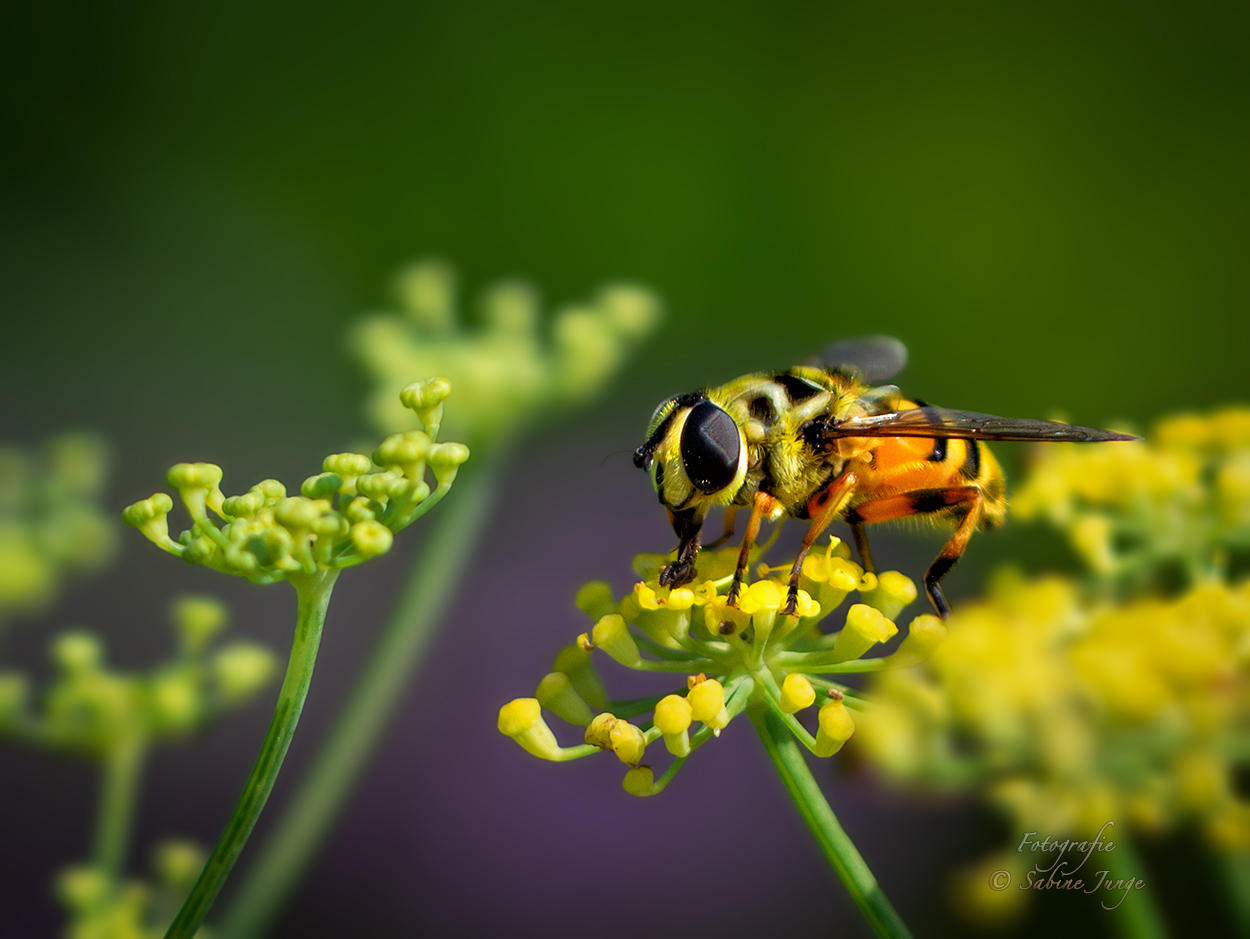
[
  {"x1": 784, "y1": 472, "x2": 858, "y2": 615},
  {"x1": 659, "y1": 508, "x2": 704, "y2": 589},
  {"x1": 726, "y1": 493, "x2": 779, "y2": 607}
]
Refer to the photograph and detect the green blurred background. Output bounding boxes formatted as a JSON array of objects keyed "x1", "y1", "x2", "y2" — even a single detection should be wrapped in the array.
[{"x1": 3, "y1": 2, "x2": 1249, "y2": 936}]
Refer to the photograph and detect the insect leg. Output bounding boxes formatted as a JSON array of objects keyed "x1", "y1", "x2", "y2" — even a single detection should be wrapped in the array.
[
  {"x1": 727, "y1": 493, "x2": 778, "y2": 607},
  {"x1": 659, "y1": 508, "x2": 704, "y2": 589},
  {"x1": 845, "y1": 487, "x2": 983, "y2": 619},
  {"x1": 704, "y1": 506, "x2": 739, "y2": 549},
  {"x1": 924, "y1": 492, "x2": 983, "y2": 620},
  {"x1": 850, "y1": 521, "x2": 875, "y2": 575},
  {"x1": 784, "y1": 473, "x2": 859, "y2": 615}
]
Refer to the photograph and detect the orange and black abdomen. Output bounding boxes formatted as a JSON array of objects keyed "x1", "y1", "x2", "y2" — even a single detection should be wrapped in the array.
[{"x1": 842, "y1": 401, "x2": 1008, "y2": 530}]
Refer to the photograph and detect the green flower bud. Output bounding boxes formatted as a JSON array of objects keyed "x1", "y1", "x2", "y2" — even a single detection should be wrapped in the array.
[
  {"x1": 596, "y1": 284, "x2": 661, "y2": 341},
  {"x1": 342, "y1": 496, "x2": 377, "y2": 524},
  {"x1": 148, "y1": 669, "x2": 202, "y2": 733},
  {"x1": 395, "y1": 259, "x2": 456, "y2": 332},
  {"x1": 373, "y1": 431, "x2": 431, "y2": 479},
  {"x1": 401, "y1": 377, "x2": 453, "y2": 438},
  {"x1": 553, "y1": 643, "x2": 608, "y2": 710},
  {"x1": 301, "y1": 473, "x2": 343, "y2": 500},
  {"x1": 53, "y1": 632, "x2": 102, "y2": 674},
  {"x1": 323, "y1": 453, "x2": 373, "y2": 478},
  {"x1": 55, "y1": 865, "x2": 109, "y2": 913},
  {"x1": 574, "y1": 580, "x2": 617, "y2": 621},
  {"x1": 273, "y1": 497, "x2": 320, "y2": 531},
  {"x1": 253, "y1": 479, "x2": 286, "y2": 502},
  {"x1": 47, "y1": 433, "x2": 111, "y2": 496},
  {"x1": 427, "y1": 442, "x2": 470, "y2": 487},
  {"x1": 151, "y1": 840, "x2": 207, "y2": 891},
  {"x1": 167, "y1": 462, "x2": 226, "y2": 517},
  {"x1": 483, "y1": 282, "x2": 539, "y2": 337},
  {"x1": 122, "y1": 493, "x2": 181, "y2": 553},
  {"x1": 591, "y1": 614, "x2": 641, "y2": 668},
  {"x1": 622, "y1": 765, "x2": 658, "y2": 797},
  {"x1": 222, "y1": 491, "x2": 265, "y2": 519},
  {"x1": 213, "y1": 643, "x2": 278, "y2": 704},
  {"x1": 350, "y1": 520, "x2": 393, "y2": 558},
  {"x1": 171, "y1": 596, "x2": 228, "y2": 653},
  {"x1": 535, "y1": 672, "x2": 594, "y2": 725}
]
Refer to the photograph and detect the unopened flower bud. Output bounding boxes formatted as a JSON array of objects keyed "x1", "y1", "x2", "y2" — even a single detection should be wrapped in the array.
[
  {"x1": 654, "y1": 694, "x2": 693, "y2": 757},
  {"x1": 858, "y1": 571, "x2": 917, "y2": 621},
  {"x1": 350, "y1": 520, "x2": 393, "y2": 558},
  {"x1": 428, "y1": 442, "x2": 470, "y2": 487},
  {"x1": 831, "y1": 604, "x2": 898, "y2": 662},
  {"x1": 535, "y1": 672, "x2": 594, "y2": 725},
  {"x1": 301, "y1": 473, "x2": 343, "y2": 500},
  {"x1": 622, "y1": 764, "x2": 657, "y2": 797},
  {"x1": 171, "y1": 596, "x2": 227, "y2": 653},
  {"x1": 53, "y1": 632, "x2": 102, "y2": 674},
  {"x1": 886, "y1": 615, "x2": 948, "y2": 667},
  {"x1": 688, "y1": 676, "x2": 728, "y2": 729},
  {"x1": 575, "y1": 580, "x2": 617, "y2": 621},
  {"x1": 553, "y1": 643, "x2": 608, "y2": 710},
  {"x1": 780, "y1": 673, "x2": 816, "y2": 713},
  {"x1": 591, "y1": 614, "x2": 641, "y2": 668},
  {"x1": 499, "y1": 698, "x2": 561, "y2": 760},
  {"x1": 814, "y1": 699, "x2": 855, "y2": 757},
  {"x1": 401, "y1": 377, "x2": 453, "y2": 438},
  {"x1": 213, "y1": 643, "x2": 278, "y2": 704}
]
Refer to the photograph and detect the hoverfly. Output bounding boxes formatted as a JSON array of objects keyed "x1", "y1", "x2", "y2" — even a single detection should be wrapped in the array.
[{"x1": 632, "y1": 337, "x2": 1137, "y2": 619}]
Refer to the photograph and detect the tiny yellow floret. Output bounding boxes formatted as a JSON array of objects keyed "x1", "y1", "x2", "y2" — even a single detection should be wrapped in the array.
[
  {"x1": 780, "y1": 673, "x2": 816, "y2": 713},
  {"x1": 814, "y1": 699, "x2": 855, "y2": 757},
  {"x1": 831, "y1": 604, "x2": 898, "y2": 662},
  {"x1": 498, "y1": 698, "x2": 561, "y2": 760}
]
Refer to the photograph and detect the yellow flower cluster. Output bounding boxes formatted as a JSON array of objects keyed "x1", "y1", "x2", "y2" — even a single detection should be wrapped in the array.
[
  {"x1": 122, "y1": 378, "x2": 468, "y2": 585},
  {"x1": 499, "y1": 539, "x2": 948, "y2": 795},
  {"x1": 0, "y1": 434, "x2": 116, "y2": 624},
  {"x1": 353, "y1": 260, "x2": 661, "y2": 446},
  {"x1": 1014, "y1": 406, "x2": 1250, "y2": 586},
  {"x1": 858, "y1": 406, "x2": 1250, "y2": 925}
]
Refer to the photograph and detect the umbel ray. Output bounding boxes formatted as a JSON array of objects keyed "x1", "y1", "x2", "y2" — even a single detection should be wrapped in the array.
[{"x1": 633, "y1": 336, "x2": 1137, "y2": 619}]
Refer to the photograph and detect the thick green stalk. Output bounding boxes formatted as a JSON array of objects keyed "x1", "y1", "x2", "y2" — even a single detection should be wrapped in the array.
[
  {"x1": 163, "y1": 568, "x2": 339, "y2": 939},
  {"x1": 93, "y1": 732, "x2": 145, "y2": 884},
  {"x1": 749, "y1": 705, "x2": 913, "y2": 939},
  {"x1": 218, "y1": 460, "x2": 501, "y2": 938},
  {"x1": 1102, "y1": 832, "x2": 1167, "y2": 939}
]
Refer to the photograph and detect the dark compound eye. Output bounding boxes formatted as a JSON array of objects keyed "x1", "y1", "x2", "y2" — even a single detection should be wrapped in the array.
[{"x1": 680, "y1": 401, "x2": 741, "y2": 493}]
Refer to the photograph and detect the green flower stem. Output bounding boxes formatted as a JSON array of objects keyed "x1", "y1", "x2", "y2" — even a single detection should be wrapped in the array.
[
  {"x1": 1220, "y1": 850, "x2": 1250, "y2": 934},
  {"x1": 748, "y1": 705, "x2": 913, "y2": 939},
  {"x1": 218, "y1": 459, "x2": 501, "y2": 939},
  {"x1": 1102, "y1": 832, "x2": 1166, "y2": 939},
  {"x1": 163, "y1": 568, "x2": 339, "y2": 939},
  {"x1": 93, "y1": 732, "x2": 145, "y2": 884}
]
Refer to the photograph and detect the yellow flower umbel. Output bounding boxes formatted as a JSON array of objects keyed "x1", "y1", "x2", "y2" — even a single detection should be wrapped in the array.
[
  {"x1": 499, "y1": 538, "x2": 946, "y2": 797},
  {"x1": 857, "y1": 407, "x2": 1250, "y2": 927}
]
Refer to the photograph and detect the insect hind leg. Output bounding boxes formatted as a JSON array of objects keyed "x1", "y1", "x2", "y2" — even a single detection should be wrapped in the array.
[
  {"x1": 850, "y1": 521, "x2": 875, "y2": 574},
  {"x1": 845, "y1": 487, "x2": 984, "y2": 619},
  {"x1": 923, "y1": 492, "x2": 983, "y2": 619}
]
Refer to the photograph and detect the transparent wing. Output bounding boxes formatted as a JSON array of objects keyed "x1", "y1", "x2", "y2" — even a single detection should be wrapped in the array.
[
  {"x1": 809, "y1": 335, "x2": 909, "y2": 382},
  {"x1": 820, "y1": 406, "x2": 1140, "y2": 443}
]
